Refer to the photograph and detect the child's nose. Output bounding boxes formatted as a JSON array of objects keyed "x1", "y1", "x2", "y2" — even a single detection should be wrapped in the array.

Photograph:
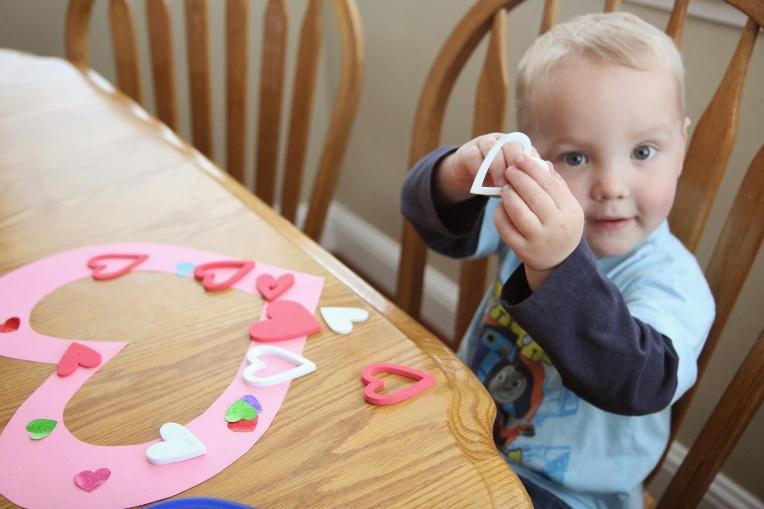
[{"x1": 591, "y1": 169, "x2": 629, "y2": 201}]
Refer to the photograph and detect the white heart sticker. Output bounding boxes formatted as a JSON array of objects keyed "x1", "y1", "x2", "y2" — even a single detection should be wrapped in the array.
[
  {"x1": 470, "y1": 131, "x2": 547, "y2": 196},
  {"x1": 146, "y1": 423, "x2": 207, "y2": 465},
  {"x1": 320, "y1": 307, "x2": 369, "y2": 335},
  {"x1": 243, "y1": 345, "x2": 316, "y2": 387}
]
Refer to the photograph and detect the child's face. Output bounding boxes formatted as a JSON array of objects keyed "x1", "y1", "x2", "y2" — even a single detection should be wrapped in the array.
[{"x1": 527, "y1": 59, "x2": 688, "y2": 258}]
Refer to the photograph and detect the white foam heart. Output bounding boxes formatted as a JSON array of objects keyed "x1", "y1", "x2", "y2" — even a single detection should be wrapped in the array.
[
  {"x1": 320, "y1": 307, "x2": 369, "y2": 334},
  {"x1": 243, "y1": 345, "x2": 316, "y2": 387},
  {"x1": 470, "y1": 131, "x2": 548, "y2": 196},
  {"x1": 146, "y1": 423, "x2": 207, "y2": 465}
]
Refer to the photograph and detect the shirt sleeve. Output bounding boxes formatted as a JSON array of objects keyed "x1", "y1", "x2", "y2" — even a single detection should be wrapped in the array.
[
  {"x1": 400, "y1": 146, "x2": 490, "y2": 258},
  {"x1": 500, "y1": 239, "x2": 681, "y2": 416}
]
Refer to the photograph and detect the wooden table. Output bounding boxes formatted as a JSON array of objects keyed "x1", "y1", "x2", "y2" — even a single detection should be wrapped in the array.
[{"x1": 0, "y1": 49, "x2": 530, "y2": 508}]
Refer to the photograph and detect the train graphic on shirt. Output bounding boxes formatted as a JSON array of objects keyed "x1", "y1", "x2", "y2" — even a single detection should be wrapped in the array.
[{"x1": 469, "y1": 281, "x2": 579, "y2": 483}]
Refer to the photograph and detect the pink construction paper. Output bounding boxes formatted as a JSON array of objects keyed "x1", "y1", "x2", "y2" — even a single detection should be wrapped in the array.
[{"x1": 0, "y1": 243, "x2": 323, "y2": 509}]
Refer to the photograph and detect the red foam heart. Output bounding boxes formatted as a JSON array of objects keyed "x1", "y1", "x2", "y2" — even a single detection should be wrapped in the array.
[
  {"x1": 74, "y1": 467, "x2": 111, "y2": 492},
  {"x1": 0, "y1": 317, "x2": 20, "y2": 333},
  {"x1": 87, "y1": 253, "x2": 148, "y2": 281},
  {"x1": 361, "y1": 363, "x2": 436, "y2": 406},
  {"x1": 249, "y1": 300, "x2": 321, "y2": 342},
  {"x1": 57, "y1": 342, "x2": 102, "y2": 377},
  {"x1": 227, "y1": 416, "x2": 259, "y2": 432},
  {"x1": 256, "y1": 273, "x2": 294, "y2": 301},
  {"x1": 194, "y1": 260, "x2": 255, "y2": 291}
]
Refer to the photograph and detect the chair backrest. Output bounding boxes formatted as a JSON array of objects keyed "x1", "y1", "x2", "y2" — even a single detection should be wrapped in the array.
[
  {"x1": 395, "y1": 0, "x2": 762, "y2": 499},
  {"x1": 65, "y1": 0, "x2": 364, "y2": 241}
]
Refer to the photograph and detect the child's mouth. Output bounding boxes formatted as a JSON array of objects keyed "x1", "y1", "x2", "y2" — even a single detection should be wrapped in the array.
[{"x1": 591, "y1": 217, "x2": 632, "y2": 230}]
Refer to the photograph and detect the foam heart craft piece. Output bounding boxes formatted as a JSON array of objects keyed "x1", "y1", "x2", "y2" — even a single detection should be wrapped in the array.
[
  {"x1": 57, "y1": 342, "x2": 102, "y2": 377},
  {"x1": 146, "y1": 423, "x2": 207, "y2": 465},
  {"x1": 26, "y1": 418, "x2": 57, "y2": 440},
  {"x1": 320, "y1": 307, "x2": 369, "y2": 335},
  {"x1": 88, "y1": 253, "x2": 148, "y2": 281},
  {"x1": 193, "y1": 260, "x2": 255, "y2": 292},
  {"x1": 227, "y1": 416, "x2": 259, "y2": 432},
  {"x1": 361, "y1": 363, "x2": 436, "y2": 406},
  {"x1": 225, "y1": 400, "x2": 257, "y2": 423},
  {"x1": 74, "y1": 468, "x2": 111, "y2": 492},
  {"x1": 469, "y1": 132, "x2": 548, "y2": 196},
  {"x1": 87, "y1": 253, "x2": 148, "y2": 281},
  {"x1": 248, "y1": 300, "x2": 321, "y2": 342},
  {"x1": 256, "y1": 273, "x2": 295, "y2": 301},
  {"x1": 0, "y1": 317, "x2": 20, "y2": 333},
  {"x1": 243, "y1": 345, "x2": 316, "y2": 387}
]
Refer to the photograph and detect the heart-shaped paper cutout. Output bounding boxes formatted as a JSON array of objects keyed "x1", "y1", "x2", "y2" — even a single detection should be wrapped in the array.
[
  {"x1": 256, "y1": 273, "x2": 295, "y2": 301},
  {"x1": 57, "y1": 342, "x2": 102, "y2": 377},
  {"x1": 87, "y1": 253, "x2": 148, "y2": 281},
  {"x1": 193, "y1": 260, "x2": 254, "y2": 291},
  {"x1": 74, "y1": 467, "x2": 111, "y2": 492},
  {"x1": 0, "y1": 317, "x2": 20, "y2": 333},
  {"x1": 26, "y1": 418, "x2": 57, "y2": 440},
  {"x1": 243, "y1": 345, "x2": 316, "y2": 387},
  {"x1": 361, "y1": 363, "x2": 436, "y2": 406},
  {"x1": 146, "y1": 423, "x2": 207, "y2": 465},
  {"x1": 240, "y1": 395, "x2": 263, "y2": 413},
  {"x1": 320, "y1": 307, "x2": 369, "y2": 334},
  {"x1": 227, "y1": 416, "x2": 259, "y2": 432},
  {"x1": 225, "y1": 400, "x2": 257, "y2": 423},
  {"x1": 470, "y1": 132, "x2": 547, "y2": 196},
  {"x1": 249, "y1": 300, "x2": 321, "y2": 342}
]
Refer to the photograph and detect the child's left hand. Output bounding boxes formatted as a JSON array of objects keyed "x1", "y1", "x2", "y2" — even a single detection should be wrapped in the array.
[{"x1": 493, "y1": 154, "x2": 584, "y2": 291}]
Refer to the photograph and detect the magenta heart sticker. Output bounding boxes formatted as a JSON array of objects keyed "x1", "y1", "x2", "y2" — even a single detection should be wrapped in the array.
[
  {"x1": 74, "y1": 467, "x2": 111, "y2": 492},
  {"x1": 248, "y1": 300, "x2": 321, "y2": 342},
  {"x1": 256, "y1": 273, "x2": 294, "y2": 301}
]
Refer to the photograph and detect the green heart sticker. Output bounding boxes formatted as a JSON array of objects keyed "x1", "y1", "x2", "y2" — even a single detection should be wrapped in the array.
[
  {"x1": 26, "y1": 418, "x2": 57, "y2": 440},
  {"x1": 225, "y1": 400, "x2": 257, "y2": 423}
]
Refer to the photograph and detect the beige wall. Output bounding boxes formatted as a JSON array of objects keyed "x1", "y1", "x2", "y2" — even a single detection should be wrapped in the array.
[{"x1": 1, "y1": 0, "x2": 761, "y2": 501}]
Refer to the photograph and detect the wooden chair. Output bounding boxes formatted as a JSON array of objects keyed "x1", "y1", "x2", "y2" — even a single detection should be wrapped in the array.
[
  {"x1": 394, "y1": 0, "x2": 763, "y2": 504},
  {"x1": 65, "y1": 0, "x2": 364, "y2": 241}
]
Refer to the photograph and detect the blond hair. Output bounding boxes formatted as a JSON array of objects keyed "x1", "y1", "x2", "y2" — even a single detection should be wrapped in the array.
[{"x1": 516, "y1": 12, "x2": 685, "y2": 129}]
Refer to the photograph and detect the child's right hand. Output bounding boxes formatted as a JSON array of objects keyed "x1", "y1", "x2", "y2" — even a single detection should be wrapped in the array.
[{"x1": 434, "y1": 133, "x2": 534, "y2": 206}]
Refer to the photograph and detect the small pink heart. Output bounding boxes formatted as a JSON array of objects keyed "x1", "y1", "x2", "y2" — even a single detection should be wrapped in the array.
[
  {"x1": 0, "y1": 317, "x2": 20, "y2": 333},
  {"x1": 74, "y1": 467, "x2": 111, "y2": 492},
  {"x1": 256, "y1": 273, "x2": 294, "y2": 301},
  {"x1": 249, "y1": 300, "x2": 321, "y2": 342},
  {"x1": 57, "y1": 342, "x2": 101, "y2": 377},
  {"x1": 87, "y1": 253, "x2": 148, "y2": 281}
]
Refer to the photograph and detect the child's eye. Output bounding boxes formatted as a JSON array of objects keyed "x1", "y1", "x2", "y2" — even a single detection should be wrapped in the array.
[
  {"x1": 631, "y1": 145, "x2": 656, "y2": 160},
  {"x1": 561, "y1": 152, "x2": 587, "y2": 166}
]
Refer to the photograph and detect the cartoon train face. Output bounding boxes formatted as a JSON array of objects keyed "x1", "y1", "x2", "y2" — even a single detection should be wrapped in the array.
[{"x1": 0, "y1": 243, "x2": 323, "y2": 508}]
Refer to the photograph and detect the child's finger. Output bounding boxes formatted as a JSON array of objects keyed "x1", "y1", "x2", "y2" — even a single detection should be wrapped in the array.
[
  {"x1": 493, "y1": 204, "x2": 527, "y2": 249},
  {"x1": 500, "y1": 184, "x2": 542, "y2": 238},
  {"x1": 515, "y1": 154, "x2": 569, "y2": 208},
  {"x1": 504, "y1": 165, "x2": 558, "y2": 223}
]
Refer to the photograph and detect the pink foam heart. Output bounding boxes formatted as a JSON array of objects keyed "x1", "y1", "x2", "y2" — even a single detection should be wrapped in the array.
[
  {"x1": 0, "y1": 317, "x2": 20, "y2": 333},
  {"x1": 57, "y1": 342, "x2": 101, "y2": 377},
  {"x1": 87, "y1": 253, "x2": 148, "y2": 281},
  {"x1": 249, "y1": 300, "x2": 321, "y2": 342},
  {"x1": 74, "y1": 467, "x2": 111, "y2": 492},
  {"x1": 194, "y1": 260, "x2": 255, "y2": 291},
  {"x1": 361, "y1": 363, "x2": 436, "y2": 406},
  {"x1": 256, "y1": 273, "x2": 294, "y2": 301}
]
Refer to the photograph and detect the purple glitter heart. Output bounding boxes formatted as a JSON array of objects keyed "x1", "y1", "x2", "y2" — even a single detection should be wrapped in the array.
[{"x1": 240, "y1": 395, "x2": 262, "y2": 413}]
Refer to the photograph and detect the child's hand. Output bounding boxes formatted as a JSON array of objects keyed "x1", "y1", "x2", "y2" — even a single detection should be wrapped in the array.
[
  {"x1": 435, "y1": 133, "x2": 532, "y2": 205},
  {"x1": 493, "y1": 154, "x2": 584, "y2": 291}
]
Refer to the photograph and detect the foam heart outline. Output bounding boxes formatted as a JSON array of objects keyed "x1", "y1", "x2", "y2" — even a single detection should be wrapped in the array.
[
  {"x1": 87, "y1": 253, "x2": 148, "y2": 281},
  {"x1": 256, "y1": 273, "x2": 295, "y2": 301},
  {"x1": 248, "y1": 300, "x2": 321, "y2": 342},
  {"x1": 194, "y1": 260, "x2": 255, "y2": 291},
  {"x1": 320, "y1": 307, "x2": 369, "y2": 334},
  {"x1": 361, "y1": 362, "x2": 436, "y2": 406},
  {"x1": 243, "y1": 345, "x2": 316, "y2": 387},
  {"x1": 146, "y1": 423, "x2": 207, "y2": 465},
  {"x1": 57, "y1": 342, "x2": 101, "y2": 377},
  {"x1": 0, "y1": 317, "x2": 20, "y2": 333},
  {"x1": 74, "y1": 467, "x2": 111, "y2": 492},
  {"x1": 469, "y1": 132, "x2": 547, "y2": 196}
]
